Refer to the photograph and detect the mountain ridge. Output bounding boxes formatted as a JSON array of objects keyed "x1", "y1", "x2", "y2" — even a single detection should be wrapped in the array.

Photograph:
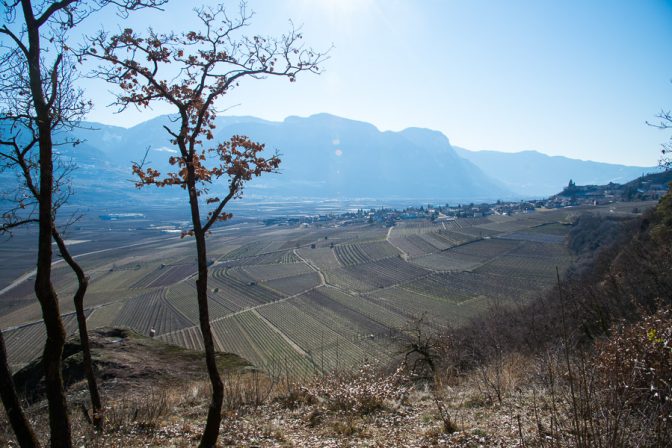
[
  {"x1": 453, "y1": 145, "x2": 654, "y2": 197},
  {"x1": 1, "y1": 113, "x2": 656, "y2": 207}
]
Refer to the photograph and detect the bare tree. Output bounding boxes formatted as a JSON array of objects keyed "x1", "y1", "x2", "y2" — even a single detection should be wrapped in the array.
[
  {"x1": 0, "y1": 1, "x2": 167, "y2": 446},
  {"x1": 0, "y1": 54, "x2": 107, "y2": 431},
  {"x1": 0, "y1": 57, "x2": 88, "y2": 445},
  {"x1": 647, "y1": 109, "x2": 672, "y2": 169},
  {"x1": 83, "y1": 3, "x2": 327, "y2": 445}
]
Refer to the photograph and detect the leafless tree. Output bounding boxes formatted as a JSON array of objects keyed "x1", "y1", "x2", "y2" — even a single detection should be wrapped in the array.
[
  {"x1": 0, "y1": 1, "x2": 167, "y2": 446},
  {"x1": 83, "y1": 3, "x2": 327, "y2": 445},
  {"x1": 647, "y1": 109, "x2": 672, "y2": 169}
]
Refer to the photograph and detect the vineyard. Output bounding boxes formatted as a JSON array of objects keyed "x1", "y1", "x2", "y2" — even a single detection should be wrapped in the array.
[
  {"x1": 129, "y1": 263, "x2": 197, "y2": 289},
  {"x1": 410, "y1": 252, "x2": 485, "y2": 271},
  {"x1": 297, "y1": 247, "x2": 341, "y2": 270},
  {"x1": 219, "y1": 249, "x2": 299, "y2": 267},
  {"x1": 367, "y1": 286, "x2": 488, "y2": 327},
  {"x1": 2, "y1": 312, "x2": 86, "y2": 372},
  {"x1": 240, "y1": 262, "x2": 314, "y2": 282},
  {"x1": 334, "y1": 243, "x2": 371, "y2": 266},
  {"x1": 112, "y1": 289, "x2": 193, "y2": 336},
  {"x1": 264, "y1": 272, "x2": 322, "y2": 296},
  {"x1": 0, "y1": 206, "x2": 593, "y2": 375}
]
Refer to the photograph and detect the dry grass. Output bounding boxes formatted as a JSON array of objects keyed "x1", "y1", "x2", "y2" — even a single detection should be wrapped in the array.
[{"x1": 2, "y1": 347, "x2": 668, "y2": 447}]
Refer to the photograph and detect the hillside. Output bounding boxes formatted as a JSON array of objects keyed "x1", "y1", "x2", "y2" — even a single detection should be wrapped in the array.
[
  {"x1": 12, "y1": 327, "x2": 250, "y2": 403},
  {"x1": 1, "y1": 191, "x2": 669, "y2": 446},
  {"x1": 545, "y1": 169, "x2": 672, "y2": 207},
  {"x1": 2, "y1": 188, "x2": 670, "y2": 447},
  {"x1": 2, "y1": 328, "x2": 255, "y2": 446},
  {"x1": 0, "y1": 326, "x2": 552, "y2": 447}
]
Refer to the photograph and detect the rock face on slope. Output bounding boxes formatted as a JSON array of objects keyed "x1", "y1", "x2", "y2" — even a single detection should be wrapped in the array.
[{"x1": 12, "y1": 327, "x2": 249, "y2": 404}]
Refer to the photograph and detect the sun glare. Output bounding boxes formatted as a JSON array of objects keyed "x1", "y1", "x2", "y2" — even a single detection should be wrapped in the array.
[{"x1": 317, "y1": 0, "x2": 373, "y2": 15}]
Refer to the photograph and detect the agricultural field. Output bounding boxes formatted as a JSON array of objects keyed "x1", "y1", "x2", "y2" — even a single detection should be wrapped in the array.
[
  {"x1": 0, "y1": 204, "x2": 636, "y2": 376},
  {"x1": 263, "y1": 272, "x2": 322, "y2": 296},
  {"x1": 112, "y1": 288, "x2": 193, "y2": 336},
  {"x1": 297, "y1": 247, "x2": 341, "y2": 270},
  {"x1": 240, "y1": 262, "x2": 314, "y2": 282},
  {"x1": 2, "y1": 312, "x2": 87, "y2": 372},
  {"x1": 410, "y1": 252, "x2": 485, "y2": 271}
]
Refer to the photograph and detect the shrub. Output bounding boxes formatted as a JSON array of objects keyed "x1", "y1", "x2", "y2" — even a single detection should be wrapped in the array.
[
  {"x1": 305, "y1": 363, "x2": 408, "y2": 415},
  {"x1": 531, "y1": 307, "x2": 672, "y2": 447},
  {"x1": 592, "y1": 306, "x2": 672, "y2": 444}
]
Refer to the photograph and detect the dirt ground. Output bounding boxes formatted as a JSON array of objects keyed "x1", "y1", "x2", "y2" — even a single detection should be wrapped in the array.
[{"x1": 0, "y1": 329, "x2": 549, "y2": 447}]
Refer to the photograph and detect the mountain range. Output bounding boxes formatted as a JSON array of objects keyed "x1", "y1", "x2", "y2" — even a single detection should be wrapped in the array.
[
  {"x1": 1, "y1": 113, "x2": 657, "y2": 209},
  {"x1": 453, "y1": 146, "x2": 653, "y2": 197}
]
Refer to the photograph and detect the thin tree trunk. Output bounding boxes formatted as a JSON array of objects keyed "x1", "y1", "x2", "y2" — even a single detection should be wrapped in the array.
[
  {"x1": 35, "y1": 280, "x2": 71, "y2": 448},
  {"x1": 187, "y1": 178, "x2": 223, "y2": 448},
  {"x1": 0, "y1": 331, "x2": 41, "y2": 448},
  {"x1": 52, "y1": 228, "x2": 103, "y2": 430},
  {"x1": 21, "y1": 1, "x2": 72, "y2": 445}
]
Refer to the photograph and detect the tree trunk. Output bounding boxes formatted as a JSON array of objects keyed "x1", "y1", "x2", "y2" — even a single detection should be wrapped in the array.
[
  {"x1": 52, "y1": 228, "x2": 103, "y2": 430},
  {"x1": 0, "y1": 331, "x2": 41, "y2": 448},
  {"x1": 186, "y1": 175, "x2": 223, "y2": 448},
  {"x1": 21, "y1": 1, "x2": 72, "y2": 446},
  {"x1": 35, "y1": 282, "x2": 71, "y2": 448}
]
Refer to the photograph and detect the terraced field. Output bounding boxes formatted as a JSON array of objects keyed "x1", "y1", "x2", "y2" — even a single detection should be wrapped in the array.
[
  {"x1": 297, "y1": 247, "x2": 341, "y2": 270},
  {"x1": 334, "y1": 244, "x2": 371, "y2": 266},
  {"x1": 240, "y1": 262, "x2": 314, "y2": 282},
  {"x1": 1, "y1": 206, "x2": 611, "y2": 376},
  {"x1": 129, "y1": 263, "x2": 197, "y2": 289},
  {"x1": 2, "y1": 312, "x2": 87, "y2": 372},
  {"x1": 264, "y1": 272, "x2": 322, "y2": 296},
  {"x1": 112, "y1": 288, "x2": 193, "y2": 336}
]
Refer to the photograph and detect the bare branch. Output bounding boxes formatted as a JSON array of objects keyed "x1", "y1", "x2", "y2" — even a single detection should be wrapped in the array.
[
  {"x1": 0, "y1": 26, "x2": 29, "y2": 58},
  {"x1": 45, "y1": 53, "x2": 64, "y2": 112},
  {"x1": 35, "y1": 0, "x2": 79, "y2": 28},
  {"x1": 647, "y1": 109, "x2": 672, "y2": 169},
  {"x1": 202, "y1": 173, "x2": 241, "y2": 233},
  {"x1": 0, "y1": 218, "x2": 39, "y2": 233}
]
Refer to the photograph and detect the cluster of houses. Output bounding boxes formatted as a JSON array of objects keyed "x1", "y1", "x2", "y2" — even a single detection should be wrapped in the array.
[
  {"x1": 263, "y1": 201, "x2": 543, "y2": 228},
  {"x1": 547, "y1": 172, "x2": 671, "y2": 208}
]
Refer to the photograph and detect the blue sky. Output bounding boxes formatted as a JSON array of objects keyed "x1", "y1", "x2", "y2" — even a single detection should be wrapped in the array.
[{"x1": 79, "y1": 0, "x2": 672, "y2": 166}]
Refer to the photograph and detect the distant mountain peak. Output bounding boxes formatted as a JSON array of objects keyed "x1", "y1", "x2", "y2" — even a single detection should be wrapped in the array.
[
  {"x1": 400, "y1": 127, "x2": 452, "y2": 147},
  {"x1": 284, "y1": 113, "x2": 381, "y2": 133},
  {"x1": 3, "y1": 112, "x2": 652, "y2": 205}
]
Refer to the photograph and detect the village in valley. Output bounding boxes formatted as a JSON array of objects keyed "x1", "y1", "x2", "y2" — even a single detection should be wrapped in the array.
[{"x1": 264, "y1": 170, "x2": 671, "y2": 229}]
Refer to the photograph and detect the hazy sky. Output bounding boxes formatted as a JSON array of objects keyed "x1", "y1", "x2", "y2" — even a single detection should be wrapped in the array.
[{"x1": 78, "y1": 0, "x2": 672, "y2": 166}]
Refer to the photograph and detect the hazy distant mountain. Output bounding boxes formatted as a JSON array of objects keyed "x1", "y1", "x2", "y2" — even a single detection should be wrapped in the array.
[
  {"x1": 207, "y1": 114, "x2": 509, "y2": 201},
  {"x1": 1, "y1": 113, "x2": 654, "y2": 209},
  {"x1": 453, "y1": 146, "x2": 656, "y2": 197},
  {"x1": 60, "y1": 114, "x2": 513, "y2": 204}
]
